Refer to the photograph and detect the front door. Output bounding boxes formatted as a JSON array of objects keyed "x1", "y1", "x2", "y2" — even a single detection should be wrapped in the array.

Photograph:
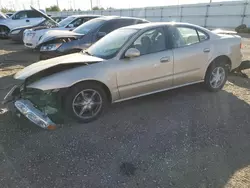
[
  {"x1": 10, "y1": 11, "x2": 29, "y2": 28},
  {"x1": 117, "y1": 27, "x2": 174, "y2": 99}
]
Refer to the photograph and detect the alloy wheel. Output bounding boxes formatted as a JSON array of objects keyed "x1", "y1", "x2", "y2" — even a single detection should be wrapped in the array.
[
  {"x1": 209, "y1": 66, "x2": 226, "y2": 89},
  {"x1": 72, "y1": 89, "x2": 102, "y2": 119}
]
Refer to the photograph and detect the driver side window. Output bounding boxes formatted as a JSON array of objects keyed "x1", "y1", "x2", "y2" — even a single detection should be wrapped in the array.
[
  {"x1": 131, "y1": 27, "x2": 166, "y2": 56},
  {"x1": 69, "y1": 18, "x2": 84, "y2": 27},
  {"x1": 14, "y1": 11, "x2": 27, "y2": 19}
]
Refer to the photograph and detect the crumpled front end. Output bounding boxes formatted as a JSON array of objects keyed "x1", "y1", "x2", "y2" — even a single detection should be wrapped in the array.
[
  {"x1": 23, "y1": 29, "x2": 37, "y2": 49},
  {"x1": 3, "y1": 84, "x2": 61, "y2": 130}
]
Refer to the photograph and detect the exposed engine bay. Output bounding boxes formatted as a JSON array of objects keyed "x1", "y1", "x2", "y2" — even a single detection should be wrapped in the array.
[{"x1": 40, "y1": 36, "x2": 78, "y2": 46}]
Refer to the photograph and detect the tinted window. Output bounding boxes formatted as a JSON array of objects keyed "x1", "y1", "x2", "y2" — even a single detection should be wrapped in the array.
[
  {"x1": 27, "y1": 11, "x2": 42, "y2": 18},
  {"x1": 67, "y1": 17, "x2": 95, "y2": 28},
  {"x1": 14, "y1": 11, "x2": 28, "y2": 19},
  {"x1": 131, "y1": 27, "x2": 166, "y2": 55},
  {"x1": 58, "y1": 16, "x2": 76, "y2": 27},
  {"x1": 73, "y1": 19, "x2": 106, "y2": 34},
  {"x1": 98, "y1": 21, "x2": 117, "y2": 33},
  {"x1": 98, "y1": 19, "x2": 143, "y2": 33}
]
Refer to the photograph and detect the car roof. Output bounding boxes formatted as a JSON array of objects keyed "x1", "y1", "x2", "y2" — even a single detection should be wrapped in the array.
[
  {"x1": 97, "y1": 16, "x2": 147, "y2": 21},
  {"x1": 122, "y1": 22, "x2": 210, "y2": 31},
  {"x1": 69, "y1": 14, "x2": 101, "y2": 18}
]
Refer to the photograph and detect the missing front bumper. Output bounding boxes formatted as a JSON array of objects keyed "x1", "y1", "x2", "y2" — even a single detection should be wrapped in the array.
[{"x1": 14, "y1": 99, "x2": 56, "y2": 130}]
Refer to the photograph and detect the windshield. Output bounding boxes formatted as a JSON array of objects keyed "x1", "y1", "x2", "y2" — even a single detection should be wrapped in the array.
[
  {"x1": 87, "y1": 28, "x2": 138, "y2": 59},
  {"x1": 58, "y1": 16, "x2": 75, "y2": 27},
  {"x1": 73, "y1": 18, "x2": 106, "y2": 34}
]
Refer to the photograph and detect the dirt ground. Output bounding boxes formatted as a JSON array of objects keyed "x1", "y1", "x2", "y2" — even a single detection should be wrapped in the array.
[{"x1": 0, "y1": 38, "x2": 250, "y2": 188}]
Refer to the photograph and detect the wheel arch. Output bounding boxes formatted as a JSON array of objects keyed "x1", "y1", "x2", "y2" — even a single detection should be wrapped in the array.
[
  {"x1": 65, "y1": 79, "x2": 113, "y2": 103},
  {"x1": 0, "y1": 24, "x2": 10, "y2": 30},
  {"x1": 205, "y1": 55, "x2": 232, "y2": 78}
]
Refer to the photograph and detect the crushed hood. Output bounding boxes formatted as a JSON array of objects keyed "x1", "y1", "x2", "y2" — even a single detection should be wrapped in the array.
[
  {"x1": 38, "y1": 30, "x2": 82, "y2": 45},
  {"x1": 15, "y1": 53, "x2": 104, "y2": 80}
]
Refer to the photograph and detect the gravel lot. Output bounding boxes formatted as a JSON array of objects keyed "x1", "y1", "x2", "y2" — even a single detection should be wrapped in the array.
[{"x1": 0, "y1": 38, "x2": 250, "y2": 188}]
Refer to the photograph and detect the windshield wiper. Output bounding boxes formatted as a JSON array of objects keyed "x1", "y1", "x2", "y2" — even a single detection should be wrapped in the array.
[{"x1": 83, "y1": 50, "x2": 92, "y2": 56}]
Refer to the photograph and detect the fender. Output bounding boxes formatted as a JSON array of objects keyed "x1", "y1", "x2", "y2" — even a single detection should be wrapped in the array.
[{"x1": 25, "y1": 61, "x2": 120, "y2": 102}]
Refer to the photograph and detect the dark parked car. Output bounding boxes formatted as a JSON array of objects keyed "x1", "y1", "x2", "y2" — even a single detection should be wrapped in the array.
[{"x1": 38, "y1": 16, "x2": 149, "y2": 60}]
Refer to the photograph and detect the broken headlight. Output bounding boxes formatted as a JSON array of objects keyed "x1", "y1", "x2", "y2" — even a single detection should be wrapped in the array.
[
  {"x1": 40, "y1": 43, "x2": 62, "y2": 51},
  {"x1": 22, "y1": 88, "x2": 58, "y2": 108}
]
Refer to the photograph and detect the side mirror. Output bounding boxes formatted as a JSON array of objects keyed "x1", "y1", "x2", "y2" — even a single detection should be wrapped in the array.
[
  {"x1": 125, "y1": 48, "x2": 140, "y2": 58},
  {"x1": 68, "y1": 24, "x2": 74, "y2": 28},
  {"x1": 97, "y1": 32, "x2": 106, "y2": 39}
]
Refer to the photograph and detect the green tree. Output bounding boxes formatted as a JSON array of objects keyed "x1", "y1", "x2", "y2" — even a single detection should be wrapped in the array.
[
  {"x1": 1, "y1": 8, "x2": 15, "y2": 13},
  {"x1": 46, "y1": 5, "x2": 60, "y2": 12},
  {"x1": 92, "y1": 6, "x2": 104, "y2": 10}
]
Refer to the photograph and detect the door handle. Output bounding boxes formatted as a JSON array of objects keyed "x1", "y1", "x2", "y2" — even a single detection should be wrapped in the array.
[
  {"x1": 203, "y1": 48, "x2": 210, "y2": 53},
  {"x1": 160, "y1": 57, "x2": 170, "y2": 63},
  {"x1": 26, "y1": 20, "x2": 30, "y2": 22}
]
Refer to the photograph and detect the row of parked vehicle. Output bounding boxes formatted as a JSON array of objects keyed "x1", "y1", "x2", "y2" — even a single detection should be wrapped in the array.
[
  {"x1": 1, "y1": 7, "x2": 149, "y2": 60},
  {"x1": 2, "y1": 6, "x2": 242, "y2": 130}
]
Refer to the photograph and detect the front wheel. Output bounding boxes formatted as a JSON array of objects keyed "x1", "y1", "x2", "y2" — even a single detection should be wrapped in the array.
[
  {"x1": 64, "y1": 83, "x2": 108, "y2": 123},
  {"x1": 0, "y1": 26, "x2": 10, "y2": 39},
  {"x1": 204, "y1": 62, "x2": 228, "y2": 92}
]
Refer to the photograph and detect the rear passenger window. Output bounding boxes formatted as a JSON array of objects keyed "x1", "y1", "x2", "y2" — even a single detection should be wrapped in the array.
[
  {"x1": 168, "y1": 26, "x2": 208, "y2": 48},
  {"x1": 177, "y1": 27, "x2": 199, "y2": 46},
  {"x1": 197, "y1": 30, "x2": 208, "y2": 41},
  {"x1": 27, "y1": 11, "x2": 42, "y2": 18}
]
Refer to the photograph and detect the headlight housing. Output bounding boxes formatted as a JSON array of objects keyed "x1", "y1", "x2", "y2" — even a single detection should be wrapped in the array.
[
  {"x1": 40, "y1": 43, "x2": 62, "y2": 51},
  {"x1": 11, "y1": 29, "x2": 21, "y2": 34}
]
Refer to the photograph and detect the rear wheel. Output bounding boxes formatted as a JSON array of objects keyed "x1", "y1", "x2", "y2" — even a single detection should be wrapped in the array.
[
  {"x1": 64, "y1": 83, "x2": 108, "y2": 123},
  {"x1": 0, "y1": 26, "x2": 10, "y2": 39},
  {"x1": 204, "y1": 61, "x2": 228, "y2": 92}
]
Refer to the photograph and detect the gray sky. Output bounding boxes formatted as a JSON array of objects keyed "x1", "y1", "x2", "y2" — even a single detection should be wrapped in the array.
[{"x1": 1, "y1": 0, "x2": 241, "y2": 11}]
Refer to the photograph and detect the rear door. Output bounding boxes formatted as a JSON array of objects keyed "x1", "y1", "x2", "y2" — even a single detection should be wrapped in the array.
[
  {"x1": 167, "y1": 25, "x2": 210, "y2": 86},
  {"x1": 117, "y1": 27, "x2": 174, "y2": 99}
]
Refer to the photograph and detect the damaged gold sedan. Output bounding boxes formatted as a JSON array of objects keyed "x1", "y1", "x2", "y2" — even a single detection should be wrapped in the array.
[{"x1": 3, "y1": 22, "x2": 242, "y2": 129}]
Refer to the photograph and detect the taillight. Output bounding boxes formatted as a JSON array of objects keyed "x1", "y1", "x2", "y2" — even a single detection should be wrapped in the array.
[{"x1": 240, "y1": 43, "x2": 243, "y2": 49}]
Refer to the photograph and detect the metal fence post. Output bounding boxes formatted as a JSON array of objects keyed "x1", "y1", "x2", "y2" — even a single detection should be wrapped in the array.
[
  {"x1": 180, "y1": 6, "x2": 183, "y2": 22},
  {"x1": 241, "y1": 1, "x2": 248, "y2": 25},
  {"x1": 160, "y1": 7, "x2": 163, "y2": 21},
  {"x1": 204, "y1": 4, "x2": 210, "y2": 28}
]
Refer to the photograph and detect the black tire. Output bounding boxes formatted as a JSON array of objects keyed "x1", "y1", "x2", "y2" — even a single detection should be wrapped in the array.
[
  {"x1": 0, "y1": 26, "x2": 10, "y2": 39},
  {"x1": 63, "y1": 82, "x2": 108, "y2": 123},
  {"x1": 204, "y1": 61, "x2": 229, "y2": 92}
]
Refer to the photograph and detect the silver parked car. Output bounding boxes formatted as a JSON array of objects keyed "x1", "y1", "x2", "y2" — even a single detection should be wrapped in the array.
[{"x1": 3, "y1": 22, "x2": 242, "y2": 129}]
